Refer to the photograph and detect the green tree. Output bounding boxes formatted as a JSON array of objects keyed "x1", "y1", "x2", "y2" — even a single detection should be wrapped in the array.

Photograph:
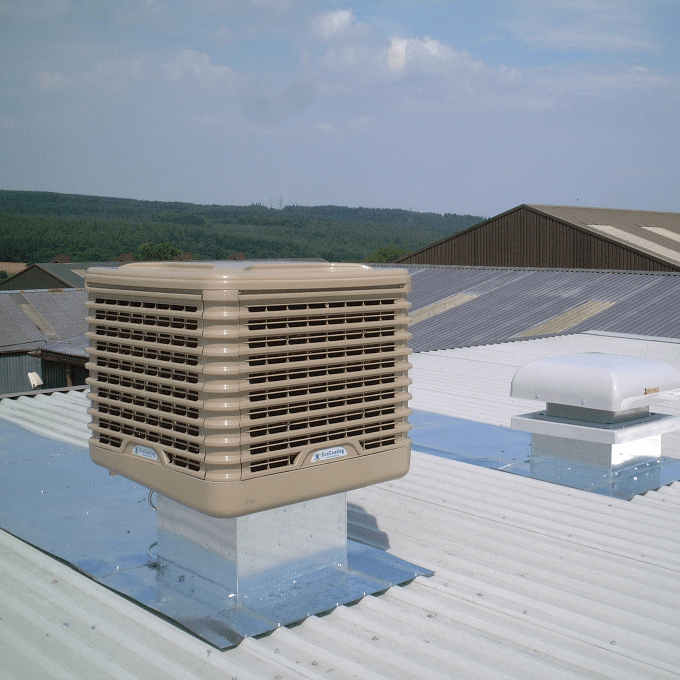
[
  {"x1": 364, "y1": 245, "x2": 412, "y2": 263},
  {"x1": 136, "y1": 241, "x2": 183, "y2": 261}
]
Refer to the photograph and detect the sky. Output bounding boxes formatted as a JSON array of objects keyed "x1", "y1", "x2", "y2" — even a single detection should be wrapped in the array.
[{"x1": 1, "y1": 0, "x2": 678, "y2": 217}]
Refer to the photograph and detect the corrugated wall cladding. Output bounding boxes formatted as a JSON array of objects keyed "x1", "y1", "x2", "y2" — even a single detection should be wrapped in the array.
[
  {"x1": 400, "y1": 206, "x2": 678, "y2": 271},
  {"x1": 0, "y1": 353, "x2": 42, "y2": 394}
]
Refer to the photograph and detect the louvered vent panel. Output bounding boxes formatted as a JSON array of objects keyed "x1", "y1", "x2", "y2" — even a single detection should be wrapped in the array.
[
  {"x1": 86, "y1": 295, "x2": 208, "y2": 476},
  {"x1": 236, "y1": 292, "x2": 411, "y2": 478},
  {"x1": 85, "y1": 262, "x2": 412, "y2": 517}
]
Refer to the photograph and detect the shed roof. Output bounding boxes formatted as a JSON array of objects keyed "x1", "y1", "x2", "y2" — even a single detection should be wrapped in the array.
[
  {"x1": 0, "y1": 288, "x2": 88, "y2": 353},
  {"x1": 0, "y1": 261, "x2": 120, "y2": 290},
  {"x1": 35, "y1": 334, "x2": 89, "y2": 360},
  {"x1": 1, "y1": 332, "x2": 680, "y2": 678},
  {"x1": 3, "y1": 264, "x2": 680, "y2": 358}
]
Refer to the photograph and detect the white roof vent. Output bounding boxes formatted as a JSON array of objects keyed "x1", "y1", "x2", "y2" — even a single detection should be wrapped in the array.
[
  {"x1": 510, "y1": 354, "x2": 680, "y2": 496},
  {"x1": 510, "y1": 353, "x2": 680, "y2": 413}
]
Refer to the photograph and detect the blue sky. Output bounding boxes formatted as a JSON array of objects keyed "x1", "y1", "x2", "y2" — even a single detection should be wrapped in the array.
[{"x1": 1, "y1": 0, "x2": 678, "y2": 216}]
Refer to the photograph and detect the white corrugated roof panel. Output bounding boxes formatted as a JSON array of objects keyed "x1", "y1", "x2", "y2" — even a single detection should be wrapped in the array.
[
  {"x1": 0, "y1": 389, "x2": 90, "y2": 447},
  {"x1": 2, "y1": 449, "x2": 680, "y2": 679},
  {"x1": 410, "y1": 331, "x2": 680, "y2": 427},
  {"x1": 1, "y1": 331, "x2": 680, "y2": 679}
]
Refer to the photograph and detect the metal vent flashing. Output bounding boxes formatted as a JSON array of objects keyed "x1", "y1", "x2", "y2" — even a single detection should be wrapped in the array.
[{"x1": 511, "y1": 353, "x2": 680, "y2": 498}]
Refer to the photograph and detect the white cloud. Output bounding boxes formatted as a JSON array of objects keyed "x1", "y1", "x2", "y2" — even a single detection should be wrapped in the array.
[
  {"x1": 163, "y1": 49, "x2": 234, "y2": 86},
  {"x1": 311, "y1": 9, "x2": 371, "y2": 41},
  {"x1": 386, "y1": 36, "x2": 483, "y2": 75},
  {"x1": 388, "y1": 38, "x2": 407, "y2": 72},
  {"x1": 316, "y1": 122, "x2": 336, "y2": 133}
]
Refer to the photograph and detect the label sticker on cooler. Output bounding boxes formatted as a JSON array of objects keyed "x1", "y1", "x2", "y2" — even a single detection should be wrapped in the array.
[
  {"x1": 311, "y1": 446, "x2": 348, "y2": 463},
  {"x1": 132, "y1": 445, "x2": 158, "y2": 461}
]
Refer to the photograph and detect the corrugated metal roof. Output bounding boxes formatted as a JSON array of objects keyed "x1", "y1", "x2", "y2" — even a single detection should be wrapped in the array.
[
  {"x1": 1, "y1": 331, "x2": 680, "y2": 678},
  {"x1": 0, "y1": 288, "x2": 88, "y2": 353},
  {"x1": 410, "y1": 330, "x2": 680, "y2": 428},
  {"x1": 4, "y1": 265, "x2": 680, "y2": 360},
  {"x1": 0, "y1": 389, "x2": 90, "y2": 446},
  {"x1": 0, "y1": 334, "x2": 680, "y2": 680},
  {"x1": 38, "y1": 334, "x2": 89, "y2": 360},
  {"x1": 399, "y1": 265, "x2": 680, "y2": 351},
  {"x1": 513, "y1": 300, "x2": 615, "y2": 338},
  {"x1": 1, "y1": 445, "x2": 679, "y2": 679}
]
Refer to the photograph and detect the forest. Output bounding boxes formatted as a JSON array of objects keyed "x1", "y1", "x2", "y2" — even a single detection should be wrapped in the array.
[{"x1": 0, "y1": 190, "x2": 484, "y2": 263}]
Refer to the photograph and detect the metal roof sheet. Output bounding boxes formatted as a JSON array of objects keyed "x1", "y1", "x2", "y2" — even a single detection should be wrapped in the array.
[
  {"x1": 0, "y1": 389, "x2": 90, "y2": 446},
  {"x1": 1, "y1": 444, "x2": 679, "y2": 679},
  {"x1": 0, "y1": 288, "x2": 88, "y2": 353},
  {"x1": 410, "y1": 331, "x2": 680, "y2": 427},
  {"x1": 37, "y1": 334, "x2": 90, "y2": 359},
  {"x1": 399, "y1": 265, "x2": 680, "y2": 352},
  {"x1": 5, "y1": 264, "x2": 680, "y2": 359},
  {"x1": 1, "y1": 331, "x2": 680, "y2": 678}
]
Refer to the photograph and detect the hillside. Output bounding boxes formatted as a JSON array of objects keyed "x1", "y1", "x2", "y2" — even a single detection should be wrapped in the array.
[{"x1": 0, "y1": 190, "x2": 484, "y2": 263}]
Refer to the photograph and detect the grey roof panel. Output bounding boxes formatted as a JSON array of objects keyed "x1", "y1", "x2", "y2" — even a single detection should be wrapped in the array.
[
  {"x1": 19, "y1": 289, "x2": 89, "y2": 340},
  {"x1": 0, "y1": 288, "x2": 88, "y2": 353},
  {"x1": 0, "y1": 294, "x2": 46, "y2": 351},
  {"x1": 38, "y1": 334, "x2": 89, "y2": 359},
  {"x1": 531, "y1": 205, "x2": 680, "y2": 268},
  {"x1": 38, "y1": 261, "x2": 121, "y2": 287},
  {"x1": 398, "y1": 265, "x2": 680, "y2": 352}
]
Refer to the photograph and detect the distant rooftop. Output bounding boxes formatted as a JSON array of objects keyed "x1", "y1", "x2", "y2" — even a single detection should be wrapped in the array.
[
  {"x1": 399, "y1": 264, "x2": 680, "y2": 351},
  {"x1": 0, "y1": 288, "x2": 88, "y2": 353}
]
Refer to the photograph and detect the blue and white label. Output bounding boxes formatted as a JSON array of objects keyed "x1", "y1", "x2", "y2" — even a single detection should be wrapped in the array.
[
  {"x1": 132, "y1": 445, "x2": 158, "y2": 461},
  {"x1": 311, "y1": 446, "x2": 348, "y2": 463}
]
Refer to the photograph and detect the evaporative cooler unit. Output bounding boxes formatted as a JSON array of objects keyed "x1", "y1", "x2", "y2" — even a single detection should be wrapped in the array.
[{"x1": 85, "y1": 261, "x2": 413, "y2": 517}]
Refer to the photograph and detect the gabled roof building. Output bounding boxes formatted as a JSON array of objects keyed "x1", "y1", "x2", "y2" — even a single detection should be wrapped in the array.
[
  {"x1": 398, "y1": 205, "x2": 680, "y2": 271},
  {"x1": 0, "y1": 288, "x2": 88, "y2": 394},
  {"x1": 0, "y1": 261, "x2": 120, "y2": 291}
]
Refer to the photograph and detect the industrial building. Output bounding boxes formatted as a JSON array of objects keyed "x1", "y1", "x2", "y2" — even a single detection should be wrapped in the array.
[
  {"x1": 2, "y1": 252, "x2": 680, "y2": 677},
  {"x1": 6, "y1": 262, "x2": 680, "y2": 395},
  {"x1": 398, "y1": 205, "x2": 680, "y2": 271}
]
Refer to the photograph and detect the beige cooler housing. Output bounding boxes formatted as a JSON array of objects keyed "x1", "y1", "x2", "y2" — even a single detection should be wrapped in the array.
[{"x1": 85, "y1": 261, "x2": 412, "y2": 517}]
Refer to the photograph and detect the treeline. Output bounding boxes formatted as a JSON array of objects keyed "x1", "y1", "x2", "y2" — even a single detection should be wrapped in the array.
[{"x1": 0, "y1": 190, "x2": 484, "y2": 263}]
